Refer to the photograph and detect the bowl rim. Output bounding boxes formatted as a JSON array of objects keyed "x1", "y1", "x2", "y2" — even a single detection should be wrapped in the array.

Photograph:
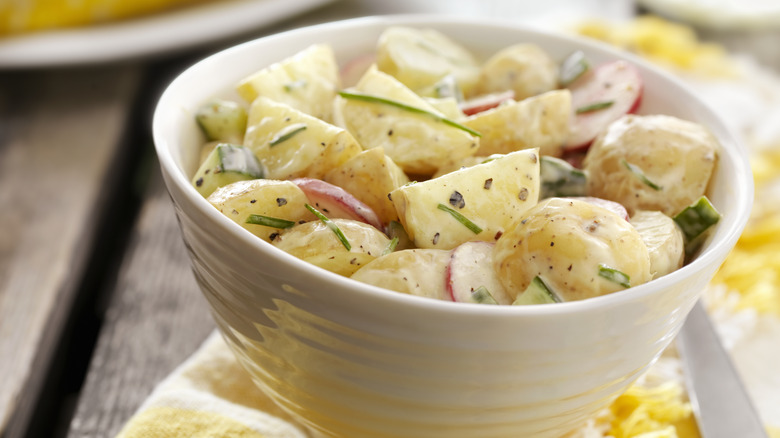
[{"x1": 153, "y1": 13, "x2": 754, "y2": 318}]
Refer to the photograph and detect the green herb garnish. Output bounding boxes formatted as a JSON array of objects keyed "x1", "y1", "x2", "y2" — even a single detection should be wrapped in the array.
[
  {"x1": 437, "y1": 203, "x2": 483, "y2": 234},
  {"x1": 305, "y1": 204, "x2": 351, "y2": 250},
  {"x1": 269, "y1": 124, "x2": 307, "y2": 147},
  {"x1": 576, "y1": 100, "x2": 614, "y2": 114},
  {"x1": 338, "y1": 91, "x2": 481, "y2": 137},
  {"x1": 598, "y1": 264, "x2": 631, "y2": 288},
  {"x1": 621, "y1": 159, "x2": 662, "y2": 191},
  {"x1": 245, "y1": 214, "x2": 296, "y2": 229},
  {"x1": 471, "y1": 286, "x2": 499, "y2": 305},
  {"x1": 382, "y1": 237, "x2": 399, "y2": 256}
]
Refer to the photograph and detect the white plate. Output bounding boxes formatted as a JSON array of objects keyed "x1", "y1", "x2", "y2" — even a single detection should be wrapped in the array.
[
  {"x1": 638, "y1": 0, "x2": 780, "y2": 30},
  {"x1": 0, "y1": 0, "x2": 334, "y2": 69}
]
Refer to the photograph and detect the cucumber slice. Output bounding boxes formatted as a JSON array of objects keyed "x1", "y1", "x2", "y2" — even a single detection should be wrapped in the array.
[
  {"x1": 512, "y1": 276, "x2": 562, "y2": 305},
  {"x1": 471, "y1": 286, "x2": 499, "y2": 305},
  {"x1": 673, "y1": 196, "x2": 721, "y2": 242},
  {"x1": 192, "y1": 144, "x2": 264, "y2": 197},
  {"x1": 673, "y1": 196, "x2": 721, "y2": 257},
  {"x1": 540, "y1": 155, "x2": 587, "y2": 198},
  {"x1": 195, "y1": 99, "x2": 247, "y2": 144}
]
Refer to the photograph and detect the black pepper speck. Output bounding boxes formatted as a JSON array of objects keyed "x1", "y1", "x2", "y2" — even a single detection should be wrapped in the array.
[{"x1": 449, "y1": 191, "x2": 465, "y2": 209}]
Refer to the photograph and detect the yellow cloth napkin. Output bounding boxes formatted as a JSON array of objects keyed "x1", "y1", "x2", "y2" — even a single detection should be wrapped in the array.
[
  {"x1": 116, "y1": 331, "x2": 308, "y2": 438},
  {"x1": 116, "y1": 330, "x2": 700, "y2": 438}
]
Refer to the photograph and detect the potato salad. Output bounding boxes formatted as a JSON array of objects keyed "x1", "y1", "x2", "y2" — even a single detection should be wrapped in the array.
[{"x1": 190, "y1": 27, "x2": 722, "y2": 305}]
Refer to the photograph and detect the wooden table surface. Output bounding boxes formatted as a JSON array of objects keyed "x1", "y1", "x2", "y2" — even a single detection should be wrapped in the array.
[{"x1": 1, "y1": 2, "x2": 776, "y2": 438}]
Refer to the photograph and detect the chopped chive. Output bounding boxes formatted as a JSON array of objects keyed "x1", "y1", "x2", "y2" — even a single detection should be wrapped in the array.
[
  {"x1": 382, "y1": 237, "x2": 399, "y2": 256},
  {"x1": 305, "y1": 204, "x2": 351, "y2": 251},
  {"x1": 471, "y1": 286, "x2": 499, "y2": 305},
  {"x1": 621, "y1": 159, "x2": 662, "y2": 191},
  {"x1": 598, "y1": 264, "x2": 631, "y2": 288},
  {"x1": 269, "y1": 124, "x2": 307, "y2": 147},
  {"x1": 245, "y1": 214, "x2": 296, "y2": 229},
  {"x1": 437, "y1": 203, "x2": 483, "y2": 234},
  {"x1": 338, "y1": 91, "x2": 481, "y2": 137},
  {"x1": 673, "y1": 196, "x2": 721, "y2": 242},
  {"x1": 560, "y1": 50, "x2": 590, "y2": 86},
  {"x1": 575, "y1": 100, "x2": 614, "y2": 114}
]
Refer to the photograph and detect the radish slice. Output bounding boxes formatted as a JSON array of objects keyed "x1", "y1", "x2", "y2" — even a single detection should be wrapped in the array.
[
  {"x1": 340, "y1": 53, "x2": 376, "y2": 88},
  {"x1": 446, "y1": 241, "x2": 512, "y2": 304},
  {"x1": 460, "y1": 90, "x2": 515, "y2": 116},
  {"x1": 291, "y1": 178, "x2": 383, "y2": 230},
  {"x1": 564, "y1": 60, "x2": 643, "y2": 152},
  {"x1": 571, "y1": 196, "x2": 629, "y2": 221}
]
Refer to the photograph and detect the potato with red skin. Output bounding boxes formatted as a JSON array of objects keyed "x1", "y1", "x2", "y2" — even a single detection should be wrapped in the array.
[{"x1": 493, "y1": 197, "x2": 651, "y2": 302}]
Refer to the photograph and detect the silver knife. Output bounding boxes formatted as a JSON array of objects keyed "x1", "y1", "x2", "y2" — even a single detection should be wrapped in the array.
[{"x1": 677, "y1": 300, "x2": 768, "y2": 438}]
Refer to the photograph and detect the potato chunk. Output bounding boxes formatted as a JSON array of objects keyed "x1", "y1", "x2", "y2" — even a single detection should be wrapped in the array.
[
  {"x1": 273, "y1": 219, "x2": 390, "y2": 276},
  {"x1": 391, "y1": 149, "x2": 540, "y2": 250},
  {"x1": 236, "y1": 44, "x2": 340, "y2": 122},
  {"x1": 351, "y1": 249, "x2": 452, "y2": 301},
  {"x1": 324, "y1": 147, "x2": 410, "y2": 226},
  {"x1": 337, "y1": 66, "x2": 479, "y2": 176},
  {"x1": 376, "y1": 26, "x2": 480, "y2": 96},
  {"x1": 630, "y1": 210, "x2": 685, "y2": 279},
  {"x1": 244, "y1": 97, "x2": 361, "y2": 181},
  {"x1": 208, "y1": 179, "x2": 315, "y2": 242},
  {"x1": 583, "y1": 115, "x2": 718, "y2": 216},
  {"x1": 464, "y1": 90, "x2": 571, "y2": 158},
  {"x1": 473, "y1": 43, "x2": 558, "y2": 100},
  {"x1": 494, "y1": 197, "x2": 651, "y2": 302}
]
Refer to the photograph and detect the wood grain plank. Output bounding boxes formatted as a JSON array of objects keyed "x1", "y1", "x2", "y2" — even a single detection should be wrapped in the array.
[
  {"x1": 0, "y1": 66, "x2": 142, "y2": 438},
  {"x1": 67, "y1": 169, "x2": 215, "y2": 438}
]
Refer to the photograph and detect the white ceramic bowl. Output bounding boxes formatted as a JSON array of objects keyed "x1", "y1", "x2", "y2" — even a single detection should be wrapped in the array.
[{"x1": 153, "y1": 15, "x2": 752, "y2": 438}]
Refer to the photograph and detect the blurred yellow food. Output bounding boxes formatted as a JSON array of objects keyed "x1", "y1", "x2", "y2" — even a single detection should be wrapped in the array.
[
  {"x1": 607, "y1": 381, "x2": 699, "y2": 438},
  {"x1": 576, "y1": 15, "x2": 737, "y2": 78},
  {"x1": 0, "y1": 0, "x2": 212, "y2": 35},
  {"x1": 711, "y1": 145, "x2": 780, "y2": 316}
]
